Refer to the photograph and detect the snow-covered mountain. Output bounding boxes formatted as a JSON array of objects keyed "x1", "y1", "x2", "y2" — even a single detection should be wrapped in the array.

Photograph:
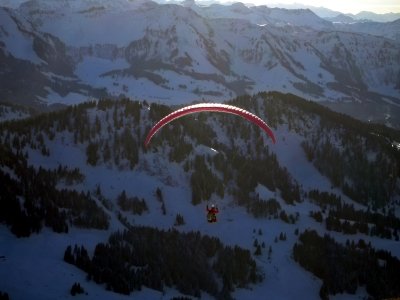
[
  {"x1": 351, "y1": 11, "x2": 400, "y2": 23},
  {"x1": 332, "y1": 18, "x2": 400, "y2": 42},
  {"x1": 0, "y1": 0, "x2": 399, "y2": 126},
  {"x1": 190, "y1": 2, "x2": 334, "y2": 30},
  {"x1": 263, "y1": 3, "x2": 400, "y2": 22},
  {"x1": 1, "y1": 93, "x2": 400, "y2": 299}
]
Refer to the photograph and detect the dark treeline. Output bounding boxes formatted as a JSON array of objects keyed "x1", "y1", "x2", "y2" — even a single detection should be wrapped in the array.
[
  {"x1": 293, "y1": 230, "x2": 400, "y2": 300},
  {"x1": 230, "y1": 92, "x2": 400, "y2": 209},
  {"x1": 190, "y1": 154, "x2": 224, "y2": 204},
  {"x1": 117, "y1": 190, "x2": 148, "y2": 215},
  {"x1": 1, "y1": 98, "x2": 142, "y2": 170},
  {"x1": 219, "y1": 97, "x2": 301, "y2": 205},
  {"x1": 186, "y1": 124, "x2": 300, "y2": 207},
  {"x1": 325, "y1": 214, "x2": 398, "y2": 240},
  {"x1": 325, "y1": 215, "x2": 388, "y2": 239},
  {"x1": 249, "y1": 197, "x2": 281, "y2": 219},
  {"x1": 329, "y1": 204, "x2": 400, "y2": 231},
  {"x1": 300, "y1": 117, "x2": 396, "y2": 209},
  {"x1": 186, "y1": 143, "x2": 300, "y2": 208},
  {"x1": 303, "y1": 137, "x2": 396, "y2": 209},
  {"x1": 0, "y1": 143, "x2": 109, "y2": 237},
  {"x1": 0, "y1": 100, "x2": 38, "y2": 117},
  {"x1": 233, "y1": 155, "x2": 301, "y2": 206},
  {"x1": 326, "y1": 203, "x2": 399, "y2": 240},
  {"x1": 64, "y1": 227, "x2": 262, "y2": 299},
  {"x1": 228, "y1": 95, "x2": 394, "y2": 209},
  {"x1": 308, "y1": 190, "x2": 342, "y2": 210},
  {"x1": 308, "y1": 190, "x2": 400, "y2": 239}
]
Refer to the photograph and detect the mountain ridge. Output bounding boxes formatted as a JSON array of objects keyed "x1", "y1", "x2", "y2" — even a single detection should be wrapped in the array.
[{"x1": 0, "y1": 0, "x2": 399, "y2": 126}]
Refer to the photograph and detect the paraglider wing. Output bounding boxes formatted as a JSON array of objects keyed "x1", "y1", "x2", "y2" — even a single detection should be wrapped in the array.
[{"x1": 144, "y1": 103, "x2": 276, "y2": 147}]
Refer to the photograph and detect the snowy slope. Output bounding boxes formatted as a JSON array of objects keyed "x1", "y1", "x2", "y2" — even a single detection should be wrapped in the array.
[
  {"x1": 0, "y1": 8, "x2": 43, "y2": 63},
  {"x1": 1, "y1": 96, "x2": 399, "y2": 299},
  {"x1": 0, "y1": 103, "x2": 32, "y2": 121},
  {"x1": 333, "y1": 18, "x2": 400, "y2": 42},
  {"x1": 193, "y1": 2, "x2": 334, "y2": 30}
]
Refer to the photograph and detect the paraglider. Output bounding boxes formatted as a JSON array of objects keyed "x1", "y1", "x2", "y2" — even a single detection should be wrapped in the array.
[
  {"x1": 144, "y1": 103, "x2": 276, "y2": 147},
  {"x1": 144, "y1": 103, "x2": 276, "y2": 224},
  {"x1": 206, "y1": 204, "x2": 219, "y2": 223}
]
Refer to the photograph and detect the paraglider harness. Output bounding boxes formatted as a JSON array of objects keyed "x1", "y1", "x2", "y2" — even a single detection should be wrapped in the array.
[{"x1": 206, "y1": 204, "x2": 219, "y2": 223}]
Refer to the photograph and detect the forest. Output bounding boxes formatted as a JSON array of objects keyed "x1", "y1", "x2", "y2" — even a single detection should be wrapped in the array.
[
  {"x1": 0, "y1": 143, "x2": 109, "y2": 237},
  {"x1": 64, "y1": 228, "x2": 262, "y2": 300},
  {"x1": 308, "y1": 190, "x2": 400, "y2": 240},
  {"x1": 293, "y1": 229, "x2": 400, "y2": 300}
]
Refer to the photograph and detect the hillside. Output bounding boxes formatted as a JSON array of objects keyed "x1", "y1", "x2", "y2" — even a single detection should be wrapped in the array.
[
  {"x1": 0, "y1": 0, "x2": 399, "y2": 126},
  {"x1": 1, "y1": 92, "x2": 400, "y2": 299}
]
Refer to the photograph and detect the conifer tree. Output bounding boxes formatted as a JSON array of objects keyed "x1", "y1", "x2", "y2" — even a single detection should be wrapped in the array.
[{"x1": 86, "y1": 142, "x2": 99, "y2": 165}]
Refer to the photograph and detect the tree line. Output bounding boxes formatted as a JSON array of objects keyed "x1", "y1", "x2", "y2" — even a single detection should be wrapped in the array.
[
  {"x1": 293, "y1": 229, "x2": 400, "y2": 299},
  {"x1": 232, "y1": 92, "x2": 400, "y2": 209},
  {"x1": 0, "y1": 143, "x2": 109, "y2": 237},
  {"x1": 308, "y1": 190, "x2": 400, "y2": 240},
  {"x1": 117, "y1": 190, "x2": 148, "y2": 215},
  {"x1": 64, "y1": 227, "x2": 263, "y2": 300}
]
